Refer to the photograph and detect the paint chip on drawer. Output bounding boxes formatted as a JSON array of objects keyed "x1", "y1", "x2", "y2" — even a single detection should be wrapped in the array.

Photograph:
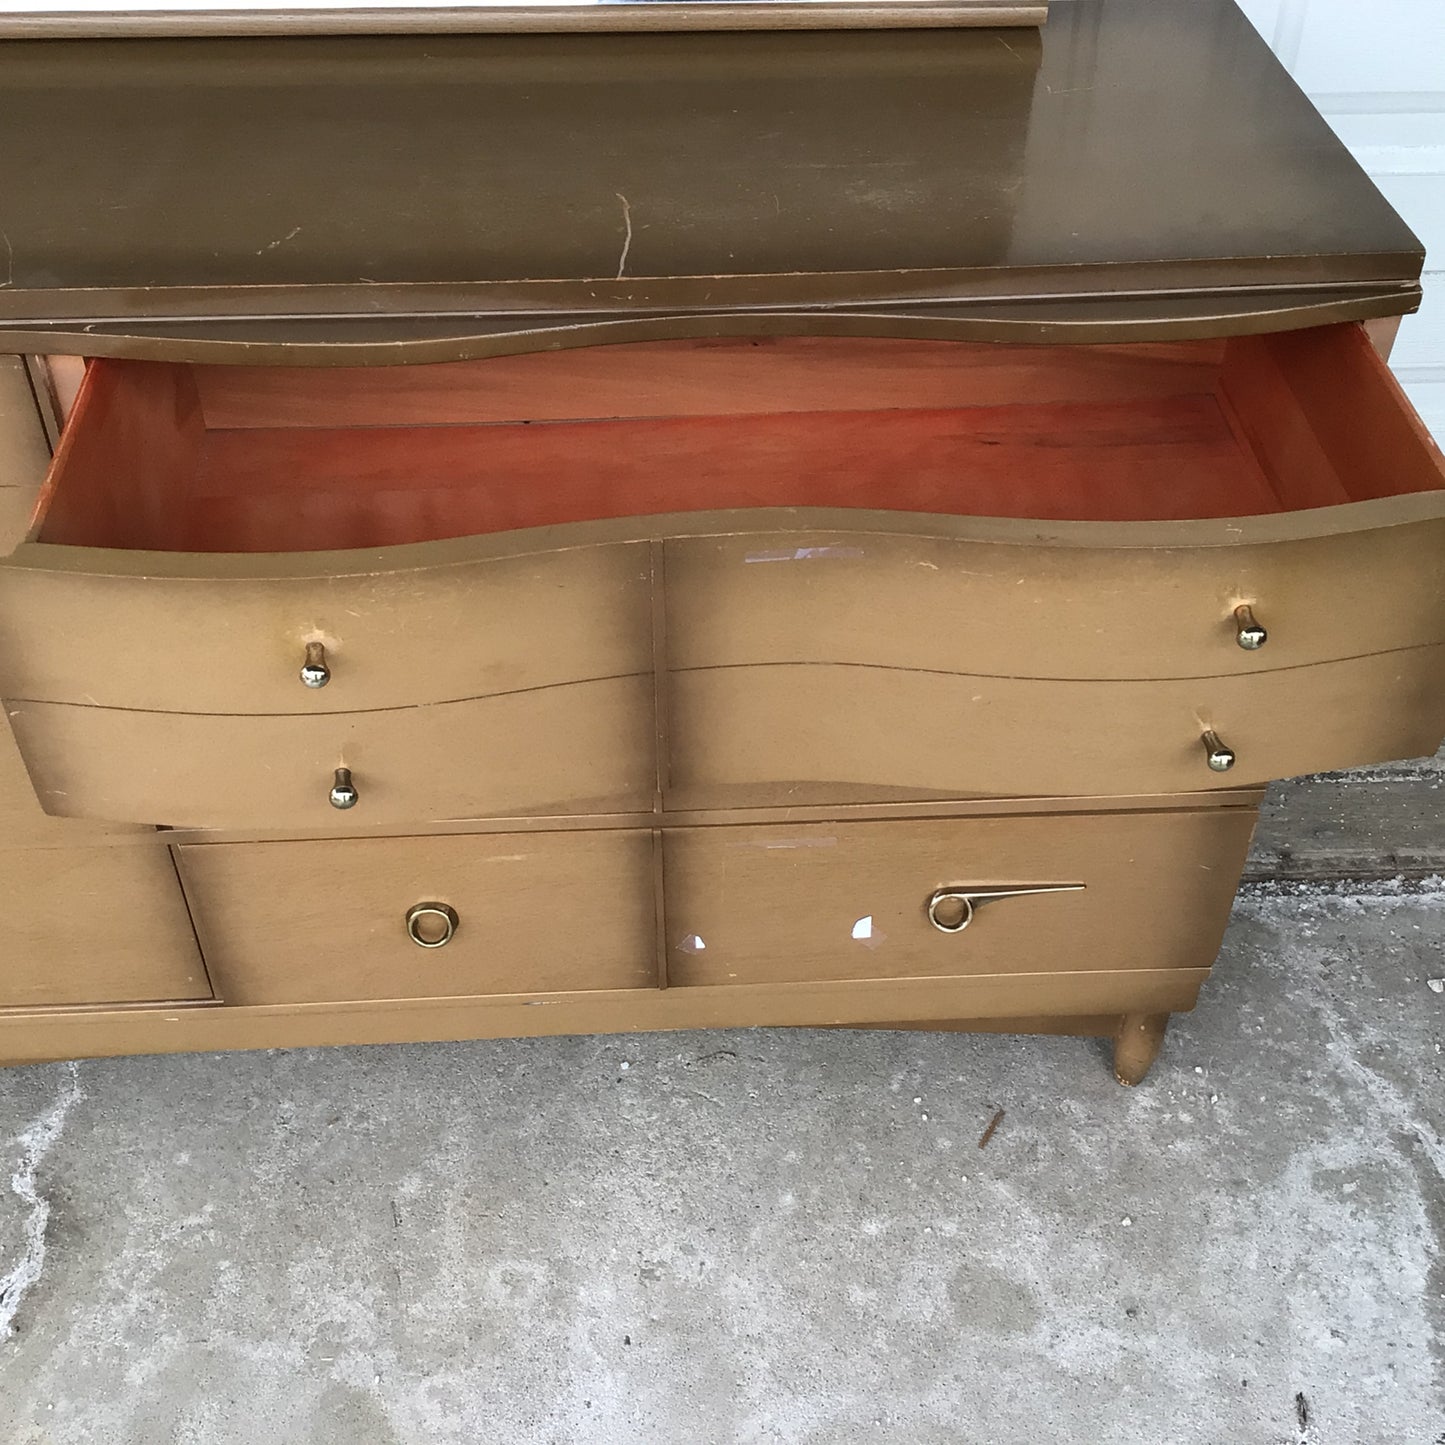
[
  {"x1": 852, "y1": 915, "x2": 887, "y2": 950},
  {"x1": 743, "y1": 546, "x2": 865, "y2": 563}
]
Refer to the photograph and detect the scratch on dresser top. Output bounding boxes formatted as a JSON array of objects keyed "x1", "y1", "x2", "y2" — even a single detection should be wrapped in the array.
[
  {"x1": 615, "y1": 194, "x2": 634, "y2": 280},
  {"x1": 258, "y1": 226, "x2": 303, "y2": 257}
]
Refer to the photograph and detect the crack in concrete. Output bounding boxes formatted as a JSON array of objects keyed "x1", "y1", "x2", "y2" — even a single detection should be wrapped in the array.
[
  {"x1": 1, "y1": 1061, "x2": 84, "y2": 1339},
  {"x1": 1294, "y1": 1390, "x2": 1313, "y2": 1445}
]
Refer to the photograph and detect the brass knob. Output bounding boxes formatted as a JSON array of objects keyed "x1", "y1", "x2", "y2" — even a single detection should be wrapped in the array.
[
  {"x1": 1233, "y1": 605, "x2": 1267, "y2": 651},
  {"x1": 329, "y1": 766, "x2": 359, "y2": 809},
  {"x1": 406, "y1": 902, "x2": 459, "y2": 948},
  {"x1": 300, "y1": 640, "x2": 331, "y2": 688},
  {"x1": 1201, "y1": 730, "x2": 1235, "y2": 772}
]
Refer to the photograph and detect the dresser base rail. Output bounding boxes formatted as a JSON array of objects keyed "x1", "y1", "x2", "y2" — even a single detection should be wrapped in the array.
[{"x1": 0, "y1": 970, "x2": 1207, "y2": 1080}]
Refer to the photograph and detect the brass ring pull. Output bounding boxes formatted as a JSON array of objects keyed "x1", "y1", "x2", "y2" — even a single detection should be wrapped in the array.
[
  {"x1": 927, "y1": 884, "x2": 1085, "y2": 934},
  {"x1": 406, "y1": 902, "x2": 459, "y2": 949}
]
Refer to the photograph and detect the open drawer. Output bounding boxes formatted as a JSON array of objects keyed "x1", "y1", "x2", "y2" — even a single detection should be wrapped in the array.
[{"x1": 0, "y1": 326, "x2": 1442, "y2": 826}]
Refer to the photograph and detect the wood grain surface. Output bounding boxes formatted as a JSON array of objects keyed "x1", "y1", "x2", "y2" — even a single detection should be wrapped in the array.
[
  {"x1": 0, "y1": 844, "x2": 210, "y2": 1007},
  {"x1": 177, "y1": 830, "x2": 657, "y2": 1005},
  {"x1": 663, "y1": 809, "x2": 1254, "y2": 985}
]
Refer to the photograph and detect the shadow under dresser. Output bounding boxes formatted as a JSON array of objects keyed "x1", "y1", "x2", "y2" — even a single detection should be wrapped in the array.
[{"x1": 0, "y1": 0, "x2": 1441, "y2": 1084}]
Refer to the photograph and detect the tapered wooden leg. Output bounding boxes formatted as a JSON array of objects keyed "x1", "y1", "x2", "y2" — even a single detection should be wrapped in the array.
[{"x1": 1113, "y1": 1012, "x2": 1170, "y2": 1087}]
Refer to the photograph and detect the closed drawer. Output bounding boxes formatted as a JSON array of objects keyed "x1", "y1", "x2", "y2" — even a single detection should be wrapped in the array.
[
  {"x1": 175, "y1": 829, "x2": 657, "y2": 1005},
  {"x1": 667, "y1": 650, "x2": 1445, "y2": 802},
  {"x1": 0, "y1": 540, "x2": 652, "y2": 714},
  {"x1": 662, "y1": 808, "x2": 1256, "y2": 987},
  {"x1": 7, "y1": 676, "x2": 654, "y2": 829},
  {"x1": 1, "y1": 844, "x2": 211, "y2": 1007}
]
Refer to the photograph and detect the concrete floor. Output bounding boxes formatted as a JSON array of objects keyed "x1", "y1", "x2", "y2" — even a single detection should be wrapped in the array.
[{"x1": 0, "y1": 881, "x2": 1441, "y2": 1445}]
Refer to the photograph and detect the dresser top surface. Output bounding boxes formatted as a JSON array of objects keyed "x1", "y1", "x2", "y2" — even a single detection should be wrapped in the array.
[{"x1": 0, "y1": 0, "x2": 1422, "y2": 331}]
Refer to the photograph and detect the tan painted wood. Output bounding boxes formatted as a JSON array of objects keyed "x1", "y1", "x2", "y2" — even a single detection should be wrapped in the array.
[
  {"x1": 666, "y1": 648, "x2": 1445, "y2": 804},
  {"x1": 8, "y1": 508, "x2": 1441, "y2": 714},
  {"x1": 0, "y1": 967, "x2": 1209, "y2": 1066},
  {"x1": 1364, "y1": 317, "x2": 1402, "y2": 361},
  {"x1": 31, "y1": 356, "x2": 86, "y2": 436},
  {"x1": 147, "y1": 785, "x2": 1261, "y2": 849},
  {"x1": 1, "y1": 360, "x2": 158, "y2": 845},
  {"x1": 0, "y1": 358, "x2": 49, "y2": 497},
  {"x1": 0, "y1": 541, "x2": 653, "y2": 713},
  {"x1": 0, "y1": 727, "x2": 147, "y2": 848},
  {"x1": 7, "y1": 676, "x2": 656, "y2": 829},
  {"x1": 0, "y1": 489, "x2": 32, "y2": 556},
  {"x1": 662, "y1": 809, "x2": 1254, "y2": 986},
  {"x1": 176, "y1": 830, "x2": 657, "y2": 1005},
  {"x1": 0, "y1": 844, "x2": 210, "y2": 1007},
  {"x1": 1113, "y1": 1012, "x2": 1170, "y2": 1086},
  {"x1": 665, "y1": 517, "x2": 1445, "y2": 681}
]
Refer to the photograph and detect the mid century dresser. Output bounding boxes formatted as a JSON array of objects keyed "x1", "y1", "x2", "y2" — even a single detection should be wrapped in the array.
[{"x1": 0, "y1": 0, "x2": 1441, "y2": 1084}]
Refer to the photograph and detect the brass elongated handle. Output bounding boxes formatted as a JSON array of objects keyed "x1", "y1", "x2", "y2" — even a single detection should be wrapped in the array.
[
  {"x1": 1233, "y1": 605, "x2": 1267, "y2": 651},
  {"x1": 406, "y1": 902, "x2": 459, "y2": 948},
  {"x1": 329, "y1": 766, "x2": 359, "y2": 809},
  {"x1": 300, "y1": 640, "x2": 331, "y2": 688},
  {"x1": 1201, "y1": 730, "x2": 1236, "y2": 772},
  {"x1": 926, "y1": 883, "x2": 1085, "y2": 934}
]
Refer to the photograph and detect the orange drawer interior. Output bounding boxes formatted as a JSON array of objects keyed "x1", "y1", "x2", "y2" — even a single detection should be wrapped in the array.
[{"x1": 30, "y1": 325, "x2": 1445, "y2": 553}]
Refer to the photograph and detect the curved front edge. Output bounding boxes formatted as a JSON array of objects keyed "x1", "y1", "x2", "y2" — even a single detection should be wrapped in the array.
[
  {"x1": 0, "y1": 535, "x2": 654, "y2": 713},
  {"x1": 663, "y1": 650, "x2": 1445, "y2": 805},
  {"x1": 0, "y1": 288, "x2": 1421, "y2": 367}
]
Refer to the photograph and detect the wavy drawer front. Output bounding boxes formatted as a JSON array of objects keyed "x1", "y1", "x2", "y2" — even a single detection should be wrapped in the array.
[
  {"x1": 0, "y1": 540, "x2": 652, "y2": 713},
  {"x1": 665, "y1": 518, "x2": 1445, "y2": 681},
  {"x1": 7, "y1": 676, "x2": 656, "y2": 829},
  {"x1": 0, "y1": 845, "x2": 211, "y2": 1007},
  {"x1": 175, "y1": 830, "x2": 657, "y2": 1006},
  {"x1": 666, "y1": 648, "x2": 1445, "y2": 803},
  {"x1": 663, "y1": 808, "x2": 1255, "y2": 987}
]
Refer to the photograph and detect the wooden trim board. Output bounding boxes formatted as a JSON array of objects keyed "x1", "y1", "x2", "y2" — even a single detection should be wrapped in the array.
[{"x1": 0, "y1": 967, "x2": 1210, "y2": 1065}]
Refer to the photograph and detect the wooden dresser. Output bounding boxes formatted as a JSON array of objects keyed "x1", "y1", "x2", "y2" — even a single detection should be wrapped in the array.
[{"x1": 1, "y1": 0, "x2": 1441, "y2": 1084}]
